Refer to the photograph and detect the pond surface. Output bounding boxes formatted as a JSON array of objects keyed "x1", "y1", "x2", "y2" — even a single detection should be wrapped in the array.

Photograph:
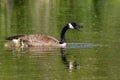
[{"x1": 0, "y1": 0, "x2": 120, "y2": 80}]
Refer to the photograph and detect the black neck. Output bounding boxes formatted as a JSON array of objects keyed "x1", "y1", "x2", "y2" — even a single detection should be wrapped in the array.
[{"x1": 60, "y1": 25, "x2": 69, "y2": 44}]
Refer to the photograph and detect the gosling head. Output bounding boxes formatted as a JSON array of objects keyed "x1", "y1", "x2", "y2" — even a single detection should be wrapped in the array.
[{"x1": 68, "y1": 22, "x2": 83, "y2": 31}]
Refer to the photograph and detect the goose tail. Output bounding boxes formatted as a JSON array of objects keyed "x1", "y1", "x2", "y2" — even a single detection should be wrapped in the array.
[{"x1": 6, "y1": 35, "x2": 24, "y2": 40}]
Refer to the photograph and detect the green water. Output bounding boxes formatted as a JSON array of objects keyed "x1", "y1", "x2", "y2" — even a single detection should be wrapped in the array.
[{"x1": 0, "y1": 0, "x2": 120, "y2": 80}]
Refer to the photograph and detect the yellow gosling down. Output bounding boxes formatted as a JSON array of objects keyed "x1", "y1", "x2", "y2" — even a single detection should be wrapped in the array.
[
  {"x1": 5, "y1": 22, "x2": 83, "y2": 48},
  {"x1": 13, "y1": 38, "x2": 28, "y2": 48}
]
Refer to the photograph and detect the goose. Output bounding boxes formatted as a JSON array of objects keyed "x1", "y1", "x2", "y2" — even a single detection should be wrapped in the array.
[{"x1": 5, "y1": 22, "x2": 83, "y2": 48}]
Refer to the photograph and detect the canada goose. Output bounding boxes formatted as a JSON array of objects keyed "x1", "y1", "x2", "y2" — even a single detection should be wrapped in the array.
[{"x1": 5, "y1": 22, "x2": 83, "y2": 48}]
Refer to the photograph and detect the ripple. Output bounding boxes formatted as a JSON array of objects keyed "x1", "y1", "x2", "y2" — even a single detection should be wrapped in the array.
[{"x1": 67, "y1": 43, "x2": 108, "y2": 48}]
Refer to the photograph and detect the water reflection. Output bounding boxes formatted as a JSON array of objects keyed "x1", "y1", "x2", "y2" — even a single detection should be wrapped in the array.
[
  {"x1": 5, "y1": 43, "x2": 82, "y2": 71},
  {"x1": 6, "y1": 47, "x2": 59, "y2": 58},
  {"x1": 61, "y1": 48, "x2": 80, "y2": 71},
  {"x1": 5, "y1": 42, "x2": 105, "y2": 70}
]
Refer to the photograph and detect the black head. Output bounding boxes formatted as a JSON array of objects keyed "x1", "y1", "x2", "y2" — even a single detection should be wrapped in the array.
[{"x1": 68, "y1": 22, "x2": 83, "y2": 31}]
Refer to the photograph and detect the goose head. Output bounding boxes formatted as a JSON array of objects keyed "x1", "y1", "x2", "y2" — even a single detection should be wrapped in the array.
[
  {"x1": 68, "y1": 22, "x2": 83, "y2": 31},
  {"x1": 60, "y1": 22, "x2": 83, "y2": 47}
]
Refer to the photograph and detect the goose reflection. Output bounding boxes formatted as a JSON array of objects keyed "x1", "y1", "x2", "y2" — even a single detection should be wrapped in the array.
[
  {"x1": 60, "y1": 48, "x2": 80, "y2": 70},
  {"x1": 5, "y1": 44, "x2": 80, "y2": 70}
]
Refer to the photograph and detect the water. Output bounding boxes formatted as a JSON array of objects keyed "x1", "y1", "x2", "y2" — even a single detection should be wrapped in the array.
[{"x1": 0, "y1": 0, "x2": 120, "y2": 80}]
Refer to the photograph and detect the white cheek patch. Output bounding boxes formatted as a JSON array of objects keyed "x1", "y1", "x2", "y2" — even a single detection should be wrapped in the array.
[{"x1": 68, "y1": 23, "x2": 74, "y2": 29}]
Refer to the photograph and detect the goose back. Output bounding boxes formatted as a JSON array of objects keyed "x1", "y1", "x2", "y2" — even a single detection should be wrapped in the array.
[{"x1": 19, "y1": 34, "x2": 60, "y2": 47}]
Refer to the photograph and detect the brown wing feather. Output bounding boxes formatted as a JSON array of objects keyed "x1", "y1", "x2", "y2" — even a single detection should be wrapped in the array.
[{"x1": 19, "y1": 34, "x2": 59, "y2": 47}]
